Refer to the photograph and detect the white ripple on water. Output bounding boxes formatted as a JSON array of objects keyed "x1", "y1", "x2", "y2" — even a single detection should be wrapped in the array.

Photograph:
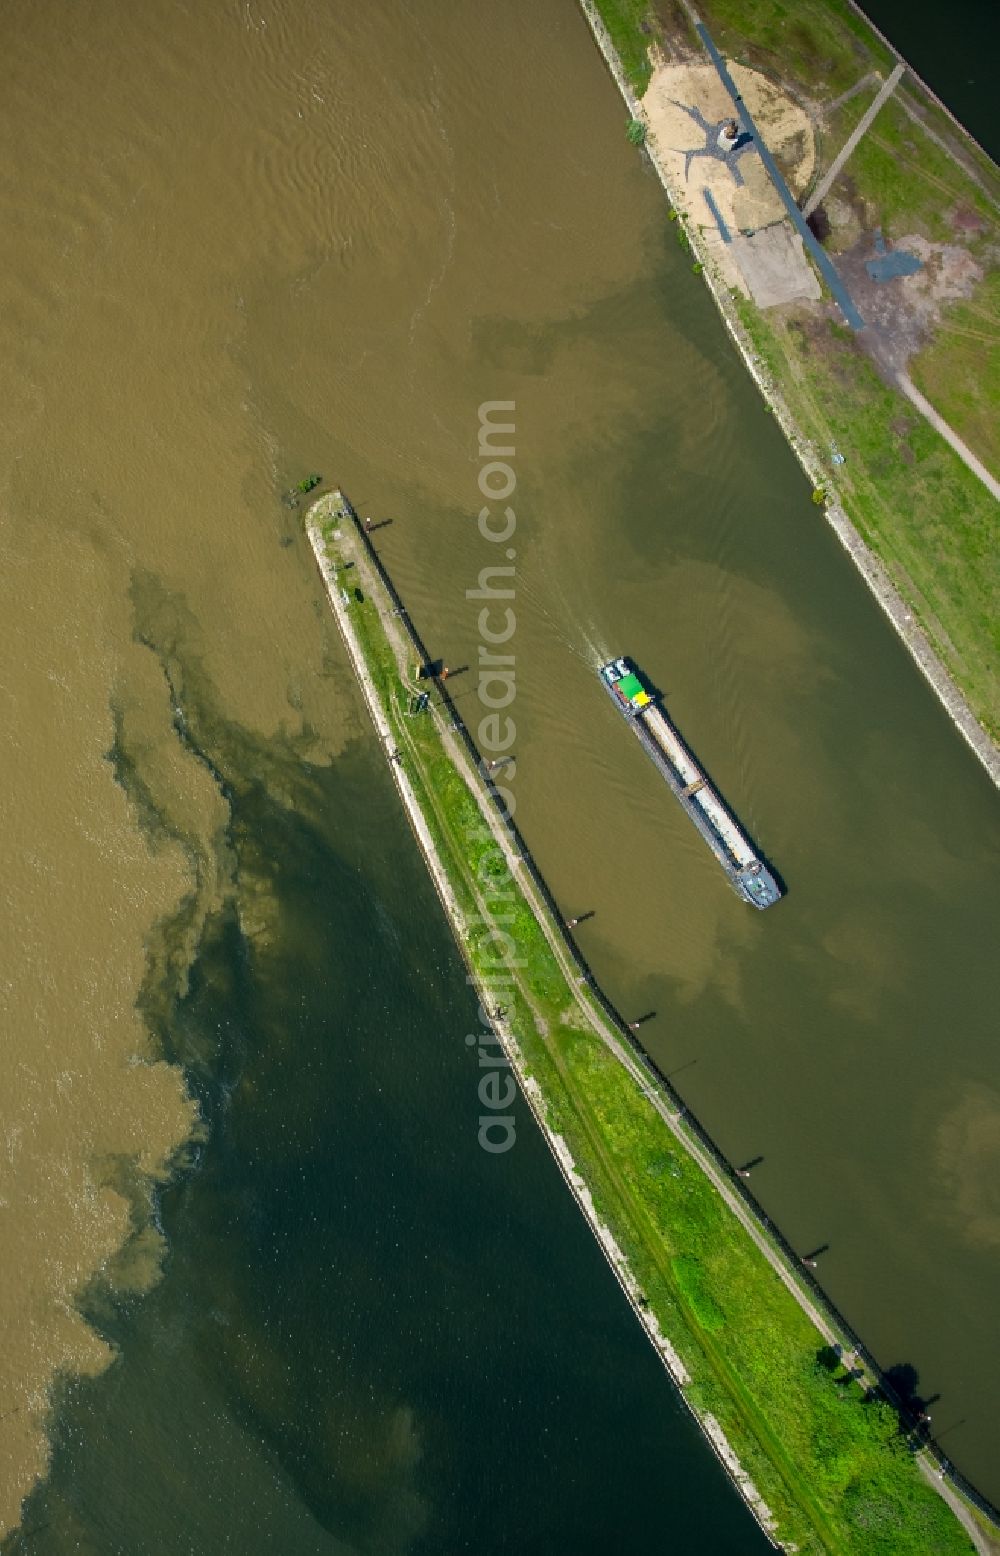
[
  {"x1": 0, "y1": 11, "x2": 201, "y2": 372},
  {"x1": 225, "y1": 0, "x2": 452, "y2": 264}
]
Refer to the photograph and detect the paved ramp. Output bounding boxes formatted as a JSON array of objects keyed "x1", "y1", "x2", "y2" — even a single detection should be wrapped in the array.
[
  {"x1": 804, "y1": 64, "x2": 906, "y2": 218},
  {"x1": 696, "y1": 22, "x2": 864, "y2": 330}
]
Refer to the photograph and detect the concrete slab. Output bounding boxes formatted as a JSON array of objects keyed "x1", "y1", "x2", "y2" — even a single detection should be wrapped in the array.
[{"x1": 730, "y1": 227, "x2": 821, "y2": 308}]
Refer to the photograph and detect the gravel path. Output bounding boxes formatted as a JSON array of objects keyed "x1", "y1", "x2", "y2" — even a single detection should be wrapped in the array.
[
  {"x1": 898, "y1": 371, "x2": 1000, "y2": 500},
  {"x1": 803, "y1": 63, "x2": 905, "y2": 218}
]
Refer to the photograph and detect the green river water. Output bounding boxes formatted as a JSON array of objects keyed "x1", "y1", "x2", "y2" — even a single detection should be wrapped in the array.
[
  {"x1": 11, "y1": 736, "x2": 766, "y2": 1552},
  {"x1": 0, "y1": 0, "x2": 997, "y2": 1546}
]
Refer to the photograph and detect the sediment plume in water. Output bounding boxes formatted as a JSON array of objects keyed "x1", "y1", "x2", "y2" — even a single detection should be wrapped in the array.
[
  {"x1": 0, "y1": 535, "x2": 354, "y2": 1534},
  {"x1": 2, "y1": 0, "x2": 1000, "y2": 1530},
  {"x1": 0, "y1": 534, "x2": 205, "y2": 1532}
]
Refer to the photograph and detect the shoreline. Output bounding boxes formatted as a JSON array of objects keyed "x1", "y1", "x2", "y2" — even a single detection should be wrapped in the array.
[
  {"x1": 577, "y1": 0, "x2": 1000, "y2": 788},
  {"x1": 306, "y1": 496, "x2": 988, "y2": 1553},
  {"x1": 305, "y1": 508, "x2": 781, "y2": 1545}
]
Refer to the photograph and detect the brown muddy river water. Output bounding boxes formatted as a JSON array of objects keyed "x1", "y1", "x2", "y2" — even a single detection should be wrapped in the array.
[{"x1": 1, "y1": 0, "x2": 998, "y2": 1538}]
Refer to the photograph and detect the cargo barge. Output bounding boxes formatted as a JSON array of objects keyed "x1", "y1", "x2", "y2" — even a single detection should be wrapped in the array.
[{"x1": 600, "y1": 658, "x2": 782, "y2": 909}]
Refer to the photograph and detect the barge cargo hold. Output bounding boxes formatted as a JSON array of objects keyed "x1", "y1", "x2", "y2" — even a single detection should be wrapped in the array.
[{"x1": 600, "y1": 658, "x2": 782, "y2": 910}]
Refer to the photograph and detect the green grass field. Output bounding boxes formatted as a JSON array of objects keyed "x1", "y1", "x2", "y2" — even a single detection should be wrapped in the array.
[
  {"x1": 316, "y1": 510, "x2": 975, "y2": 1554},
  {"x1": 588, "y1": 0, "x2": 655, "y2": 92},
  {"x1": 732, "y1": 296, "x2": 1000, "y2": 735},
  {"x1": 911, "y1": 269, "x2": 1000, "y2": 478},
  {"x1": 589, "y1": 0, "x2": 999, "y2": 740},
  {"x1": 693, "y1": 0, "x2": 895, "y2": 88},
  {"x1": 847, "y1": 99, "x2": 995, "y2": 242}
]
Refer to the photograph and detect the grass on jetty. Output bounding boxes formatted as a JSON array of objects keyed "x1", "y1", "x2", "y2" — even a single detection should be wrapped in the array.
[
  {"x1": 588, "y1": 0, "x2": 1000, "y2": 741},
  {"x1": 588, "y1": 0, "x2": 656, "y2": 93},
  {"x1": 692, "y1": 0, "x2": 894, "y2": 88},
  {"x1": 317, "y1": 513, "x2": 973, "y2": 1555}
]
